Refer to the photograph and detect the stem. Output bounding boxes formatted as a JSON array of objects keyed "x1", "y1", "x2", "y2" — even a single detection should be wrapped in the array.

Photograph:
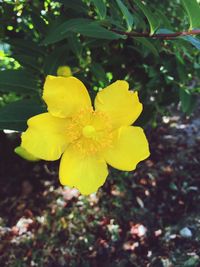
[{"x1": 112, "y1": 29, "x2": 200, "y2": 39}]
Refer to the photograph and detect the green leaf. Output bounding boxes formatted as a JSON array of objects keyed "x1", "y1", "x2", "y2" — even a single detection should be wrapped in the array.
[
  {"x1": 91, "y1": 0, "x2": 107, "y2": 19},
  {"x1": 31, "y1": 12, "x2": 47, "y2": 36},
  {"x1": 116, "y1": 0, "x2": 134, "y2": 31},
  {"x1": 13, "y1": 54, "x2": 41, "y2": 72},
  {"x1": 43, "y1": 45, "x2": 70, "y2": 75},
  {"x1": 58, "y1": 0, "x2": 88, "y2": 14},
  {"x1": 90, "y1": 62, "x2": 109, "y2": 86},
  {"x1": 8, "y1": 38, "x2": 46, "y2": 57},
  {"x1": 0, "y1": 70, "x2": 39, "y2": 94},
  {"x1": 181, "y1": 0, "x2": 200, "y2": 29},
  {"x1": 67, "y1": 34, "x2": 83, "y2": 58},
  {"x1": 0, "y1": 99, "x2": 46, "y2": 131},
  {"x1": 182, "y1": 36, "x2": 200, "y2": 50},
  {"x1": 179, "y1": 88, "x2": 197, "y2": 115},
  {"x1": 43, "y1": 18, "x2": 123, "y2": 45},
  {"x1": 43, "y1": 18, "x2": 92, "y2": 45},
  {"x1": 134, "y1": 37, "x2": 159, "y2": 57},
  {"x1": 133, "y1": 0, "x2": 159, "y2": 35},
  {"x1": 72, "y1": 22, "x2": 124, "y2": 39}
]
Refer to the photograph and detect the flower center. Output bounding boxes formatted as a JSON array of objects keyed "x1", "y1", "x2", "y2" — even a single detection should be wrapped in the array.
[
  {"x1": 82, "y1": 125, "x2": 96, "y2": 138},
  {"x1": 66, "y1": 108, "x2": 114, "y2": 156}
]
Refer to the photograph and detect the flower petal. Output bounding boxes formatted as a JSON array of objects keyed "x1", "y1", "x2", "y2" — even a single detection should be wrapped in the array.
[
  {"x1": 43, "y1": 75, "x2": 92, "y2": 118},
  {"x1": 59, "y1": 147, "x2": 108, "y2": 195},
  {"x1": 21, "y1": 113, "x2": 69, "y2": 161},
  {"x1": 95, "y1": 81, "x2": 142, "y2": 129},
  {"x1": 103, "y1": 126, "x2": 150, "y2": 171}
]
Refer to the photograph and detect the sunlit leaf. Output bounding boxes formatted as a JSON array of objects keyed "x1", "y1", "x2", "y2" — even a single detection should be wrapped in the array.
[
  {"x1": 91, "y1": 0, "x2": 107, "y2": 19},
  {"x1": 133, "y1": 0, "x2": 159, "y2": 35},
  {"x1": 181, "y1": 0, "x2": 200, "y2": 29},
  {"x1": 116, "y1": 0, "x2": 134, "y2": 31}
]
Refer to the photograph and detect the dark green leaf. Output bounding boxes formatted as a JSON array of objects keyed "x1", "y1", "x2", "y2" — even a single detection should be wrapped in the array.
[
  {"x1": 133, "y1": 37, "x2": 159, "y2": 57},
  {"x1": 179, "y1": 88, "x2": 197, "y2": 114},
  {"x1": 43, "y1": 18, "x2": 124, "y2": 45},
  {"x1": 90, "y1": 62, "x2": 108, "y2": 86},
  {"x1": 8, "y1": 39, "x2": 46, "y2": 57},
  {"x1": 67, "y1": 34, "x2": 83, "y2": 57},
  {"x1": 43, "y1": 18, "x2": 92, "y2": 45},
  {"x1": 133, "y1": 0, "x2": 159, "y2": 34},
  {"x1": 91, "y1": 0, "x2": 107, "y2": 19},
  {"x1": 0, "y1": 99, "x2": 46, "y2": 131},
  {"x1": 116, "y1": 0, "x2": 134, "y2": 31},
  {"x1": 58, "y1": 0, "x2": 88, "y2": 14},
  {"x1": 43, "y1": 45, "x2": 70, "y2": 75},
  {"x1": 0, "y1": 70, "x2": 40, "y2": 94},
  {"x1": 72, "y1": 22, "x2": 124, "y2": 39},
  {"x1": 181, "y1": 0, "x2": 200, "y2": 29},
  {"x1": 182, "y1": 36, "x2": 200, "y2": 50},
  {"x1": 31, "y1": 12, "x2": 47, "y2": 35},
  {"x1": 13, "y1": 54, "x2": 41, "y2": 72}
]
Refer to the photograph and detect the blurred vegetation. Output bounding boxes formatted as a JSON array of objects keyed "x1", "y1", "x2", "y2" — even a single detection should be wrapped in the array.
[{"x1": 0, "y1": 0, "x2": 200, "y2": 131}]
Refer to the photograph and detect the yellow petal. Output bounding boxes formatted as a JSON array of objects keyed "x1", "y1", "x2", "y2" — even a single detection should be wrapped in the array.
[
  {"x1": 43, "y1": 75, "x2": 91, "y2": 118},
  {"x1": 21, "y1": 113, "x2": 69, "y2": 161},
  {"x1": 59, "y1": 147, "x2": 108, "y2": 195},
  {"x1": 103, "y1": 126, "x2": 150, "y2": 171},
  {"x1": 95, "y1": 81, "x2": 142, "y2": 129}
]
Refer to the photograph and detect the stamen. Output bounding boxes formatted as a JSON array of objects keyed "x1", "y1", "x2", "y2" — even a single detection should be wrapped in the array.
[{"x1": 66, "y1": 108, "x2": 114, "y2": 156}]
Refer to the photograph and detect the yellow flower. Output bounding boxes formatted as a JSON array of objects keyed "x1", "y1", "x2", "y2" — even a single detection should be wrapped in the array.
[{"x1": 21, "y1": 76, "x2": 150, "y2": 195}]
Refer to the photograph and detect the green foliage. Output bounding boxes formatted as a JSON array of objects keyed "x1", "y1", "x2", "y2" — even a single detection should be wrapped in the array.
[
  {"x1": 133, "y1": 0, "x2": 159, "y2": 34},
  {"x1": 181, "y1": 0, "x2": 200, "y2": 29},
  {"x1": 0, "y1": 0, "x2": 200, "y2": 131}
]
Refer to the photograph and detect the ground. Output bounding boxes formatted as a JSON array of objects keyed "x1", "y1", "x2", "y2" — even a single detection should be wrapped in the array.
[{"x1": 0, "y1": 104, "x2": 200, "y2": 267}]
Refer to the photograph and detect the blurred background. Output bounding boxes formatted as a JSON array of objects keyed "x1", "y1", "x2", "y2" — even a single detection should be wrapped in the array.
[{"x1": 0, "y1": 0, "x2": 200, "y2": 266}]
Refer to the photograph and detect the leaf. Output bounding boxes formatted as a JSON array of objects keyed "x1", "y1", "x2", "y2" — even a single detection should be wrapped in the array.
[
  {"x1": 43, "y1": 45, "x2": 70, "y2": 75},
  {"x1": 43, "y1": 18, "x2": 89, "y2": 45},
  {"x1": 133, "y1": 37, "x2": 159, "y2": 57},
  {"x1": 116, "y1": 0, "x2": 134, "y2": 31},
  {"x1": 181, "y1": 0, "x2": 200, "y2": 29},
  {"x1": 13, "y1": 54, "x2": 41, "y2": 72},
  {"x1": 67, "y1": 34, "x2": 83, "y2": 57},
  {"x1": 43, "y1": 18, "x2": 123, "y2": 45},
  {"x1": 157, "y1": 28, "x2": 200, "y2": 50},
  {"x1": 58, "y1": 0, "x2": 88, "y2": 14},
  {"x1": 182, "y1": 36, "x2": 200, "y2": 50},
  {"x1": 31, "y1": 12, "x2": 47, "y2": 36},
  {"x1": 8, "y1": 38, "x2": 46, "y2": 57},
  {"x1": 0, "y1": 70, "x2": 39, "y2": 94},
  {"x1": 133, "y1": 0, "x2": 159, "y2": 35},
  {"x1": 90, "y1": 62, "x2": 109, "y2": 86},
  {"x1": 72, "y1": 22, "x2": 124, "y2": 39},
  {"x1": 0, "y1": 99, "x2": 46, "y2": 131},
  {"x1": 91, "y1": 0, "x2": 107, "y2": 19},
  {"x1": 179, "y1": 88, "x2": 197, "y2": 115}
]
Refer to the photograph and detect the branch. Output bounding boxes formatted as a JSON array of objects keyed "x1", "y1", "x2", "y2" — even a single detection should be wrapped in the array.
[{"x1": 112, "y1": 29, "x2": 200, "y2": 39}]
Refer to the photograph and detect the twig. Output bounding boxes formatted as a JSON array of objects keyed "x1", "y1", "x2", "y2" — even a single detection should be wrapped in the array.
[{"x1": 112, "y1": 29, "x2": 200, "y2": 39}]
